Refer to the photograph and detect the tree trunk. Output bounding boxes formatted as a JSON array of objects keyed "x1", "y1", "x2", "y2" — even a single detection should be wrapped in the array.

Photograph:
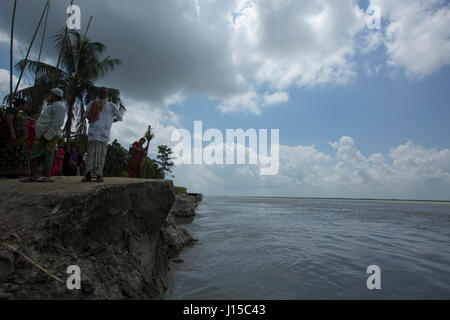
[{"x1": 65, "y1": 94, "x2": 76, "y2": 151}]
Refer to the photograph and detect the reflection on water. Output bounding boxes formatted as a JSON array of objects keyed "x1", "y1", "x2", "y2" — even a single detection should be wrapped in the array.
[{"x1": 165, "y1": 197, "x2": 450, "y2": 299}]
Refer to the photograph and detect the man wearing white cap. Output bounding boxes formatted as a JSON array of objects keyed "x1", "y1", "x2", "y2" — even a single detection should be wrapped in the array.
[{"x1": 21, "y1": 88, "x2": 66, "y2": 182}]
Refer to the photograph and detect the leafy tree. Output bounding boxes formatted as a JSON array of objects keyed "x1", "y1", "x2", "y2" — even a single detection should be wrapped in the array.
[
  {"x1": 103, "y1": 139, "x2": 128, "y2": 177},
  {"x1": 156, "y1": 145, "x2": 174, "y2": 179},
  {"x1": 142, "y1": 158, "x2": 164, "y2": 179},
  {"x1": 4, "y1": 29, "x2": 124, "y2": 150},
  {"x1": 71, "y1": 134, "x2": 88, "y2": 155},
  {"x1": 94, "y1": 139, "x2": 176, "y2": 180}
]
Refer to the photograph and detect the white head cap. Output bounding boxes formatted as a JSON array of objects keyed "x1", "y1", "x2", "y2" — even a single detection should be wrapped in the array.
[{"x1": 51, "y1": 88, "x2": 64, "y2": 98}]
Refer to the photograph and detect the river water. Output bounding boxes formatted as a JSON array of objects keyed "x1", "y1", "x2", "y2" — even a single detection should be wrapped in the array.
[{"x1": 165, "y1": 196, "x2": 450, "y2": 299}]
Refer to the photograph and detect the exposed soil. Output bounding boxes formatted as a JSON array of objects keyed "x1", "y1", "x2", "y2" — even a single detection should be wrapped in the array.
[{"x1": 0, "y1": 177, "x2": 197, "y2": 299}]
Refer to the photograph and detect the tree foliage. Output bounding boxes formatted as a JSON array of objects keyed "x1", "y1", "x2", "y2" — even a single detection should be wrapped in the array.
[
  {"x1": 142, "y1": 158, "x2": 164, "y2": 179},
  {"x1": 101, "y1": 140, "x2": 174, "y2": 180},
  {"x1": 71, "y1": 134, "x2": 88, "y2": 155},
  {"x1": 157, "y1": 145, "x2": 175, "y2": 179},
  {"x1": 103, "y1": 139, "x2": 128, "y2": 177},
  {"x1": 3, "y1": 30, "x2": 124, "y2": 149}
]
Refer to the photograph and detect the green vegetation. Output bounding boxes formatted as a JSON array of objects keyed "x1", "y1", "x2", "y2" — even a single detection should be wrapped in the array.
[
  {"x1": 71, "y1": 134, "x2": 88, "y2": 155},
  {"x1": 174, "y1": 186, "x2": 188, "y2": 194},
  {"x1": 103, "y1": 139, "x2": 128, "y2": 178},
  {"x1": 142, "y1": 158, "x2": 164, "y2": 179},
  {"x1": 156, "y1": 145, "x2": 175, "y2": 178},
  {"x1": 101, "y1": 139, "x2": 174, "y2": 180}
]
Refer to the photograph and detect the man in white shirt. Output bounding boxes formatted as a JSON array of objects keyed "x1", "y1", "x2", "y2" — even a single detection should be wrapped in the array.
[
  {"x1": 82, "y1": 87, "x2": 123, "y2": 182},
  {"x1": 21, "y1": 88, "x2": 66, "y2": 182}
]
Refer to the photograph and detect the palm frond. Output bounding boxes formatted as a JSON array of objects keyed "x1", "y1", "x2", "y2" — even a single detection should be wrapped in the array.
[
  {"x1": 97, "y1": 57, "x2": 122, "y2": 78},
  {"x1": 53, "y1": 28, "x2": 76, "y2": 73},
  {"x1": 15, "y1": 59, "x2": 66, "y2": 83},
  {"x1": 2, "y1": 85, "x2": 48, "y2": 113}
]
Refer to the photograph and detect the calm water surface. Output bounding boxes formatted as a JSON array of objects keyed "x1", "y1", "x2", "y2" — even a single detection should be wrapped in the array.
[{"x1": 165, "y1": 197, "x2": 450, "y2": 299}]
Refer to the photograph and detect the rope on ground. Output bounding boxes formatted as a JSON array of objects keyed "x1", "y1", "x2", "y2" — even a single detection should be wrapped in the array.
[{"x1": 0, "y1": 242, "x2": 64, "y2": 284}]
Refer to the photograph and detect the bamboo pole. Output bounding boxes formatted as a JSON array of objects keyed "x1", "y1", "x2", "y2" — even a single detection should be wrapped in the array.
[
  {"x1": 55, "y1": 0, "x2": 74, "y2": 149},
  {"x1": 35, "y1": 0, "x2": 51, "y2": 84},
  {"x1": 66, "y1": 16, "x2": 93, "y2": 151},
  {"x1": 75, "y1": 16, "x2": 93, "y2": 73},
  {"x1": 55, "y1": 0, "x2": 74, "y2": 72},
  {"x1": 10, "y1": 0, "x2": 17, "y2": 106},
  {"x1": 0, "y1": 243, "x2": 64, "y2": 284},
  {"x1": 13, "y1": 0, "x2": 50, "y2": 96}
]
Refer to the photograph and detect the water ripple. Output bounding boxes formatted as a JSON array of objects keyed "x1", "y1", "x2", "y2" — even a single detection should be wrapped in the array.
[{"x1": 166, "y1": 197, "x2": 450, "y2": 299}]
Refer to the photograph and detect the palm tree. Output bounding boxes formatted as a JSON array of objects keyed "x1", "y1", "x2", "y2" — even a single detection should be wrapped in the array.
[{"x1": 4, "y1": 29, "x2": 124, "y2": 149}]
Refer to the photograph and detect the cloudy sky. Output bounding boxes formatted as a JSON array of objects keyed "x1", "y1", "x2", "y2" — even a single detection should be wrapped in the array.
[{"x1": 1, "y1": 0, "x2": 449, "y2": 200}]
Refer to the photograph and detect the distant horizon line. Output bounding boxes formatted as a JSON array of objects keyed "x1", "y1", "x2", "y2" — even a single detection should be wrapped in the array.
[{"x1": 203, "y1": 195, "x2": 450, "y2": 203}]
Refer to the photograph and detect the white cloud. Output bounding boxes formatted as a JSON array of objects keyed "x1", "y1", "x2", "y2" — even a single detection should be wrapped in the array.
[
  {"x1": 360, "y1": 32, "x2": 383, "y2": 54},
  {"x1": 162, "y1": 92, "x2": 185, "y2": 110},
  {"x1": 370, "y1": 0, "x2": 450, "y2": 79},
  {"x1": 364, "y1": 62, "x2": 382, "y2": 76},
  {"x1": 110, "y1": 96, "x2": 180, "y2": 156},
  {"x1": 2, "y1": 1, "x2": 449, "y2": 114},
  {"x1": 0, "y1": 30, "x2": 30, "y2": 63},
  {"x1": 216, "y1": 90, "x2": 260, "y2": 114},
  {"x1": 0, "y1": 69, "x2": 12, "y2": 101},
  {"x1": 0, "y1": 31, "x2": 8, "y2": 44},
  {"x1": 173, "y1": 136, "x2": 450, "y2": 200},
  {"x1": 221, "y1": 0, "x2": 366, "y2": 113},
  {"x1": 263, "y1": 91, "x2": 289, "y2": 107},
  {"x1": 0, "y1": 68, "x2": 30, "y2": 103}
]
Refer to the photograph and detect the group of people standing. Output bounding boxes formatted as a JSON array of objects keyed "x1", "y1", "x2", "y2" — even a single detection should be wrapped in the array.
[
  {"x1": 1, "y1": 87, "x2": 125, "y2": 183},
  {"x1": 0, "y1": 97, "x2": 38, "y2": 177},
  {"x1": 50, "y1": 143, "x2": 82, "y2": 177}
]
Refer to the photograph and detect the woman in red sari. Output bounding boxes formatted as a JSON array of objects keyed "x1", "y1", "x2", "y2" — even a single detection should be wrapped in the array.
[
  {"x1": 51, "y1": 141, "x2": 66, "y2": 176},
  {"x1": 128, "y1": 138, "x2": 147, "y2": 178}
]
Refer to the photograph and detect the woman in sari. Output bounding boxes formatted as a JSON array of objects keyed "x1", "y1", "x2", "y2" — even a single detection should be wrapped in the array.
[
  {"x1": 0, "y1": 98, "x2": 30, "y2": 178},
  {"x1": 51, "y1": 141, "x2": 66, "y2": 176},
  {"x1": 128, "y1": 138, "x2": 147, "y2": 178}
]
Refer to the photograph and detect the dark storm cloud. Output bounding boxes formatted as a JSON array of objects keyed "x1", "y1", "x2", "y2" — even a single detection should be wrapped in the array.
[{"x1": 0, "y1": 0, "x2": 245, "y2": 105}]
